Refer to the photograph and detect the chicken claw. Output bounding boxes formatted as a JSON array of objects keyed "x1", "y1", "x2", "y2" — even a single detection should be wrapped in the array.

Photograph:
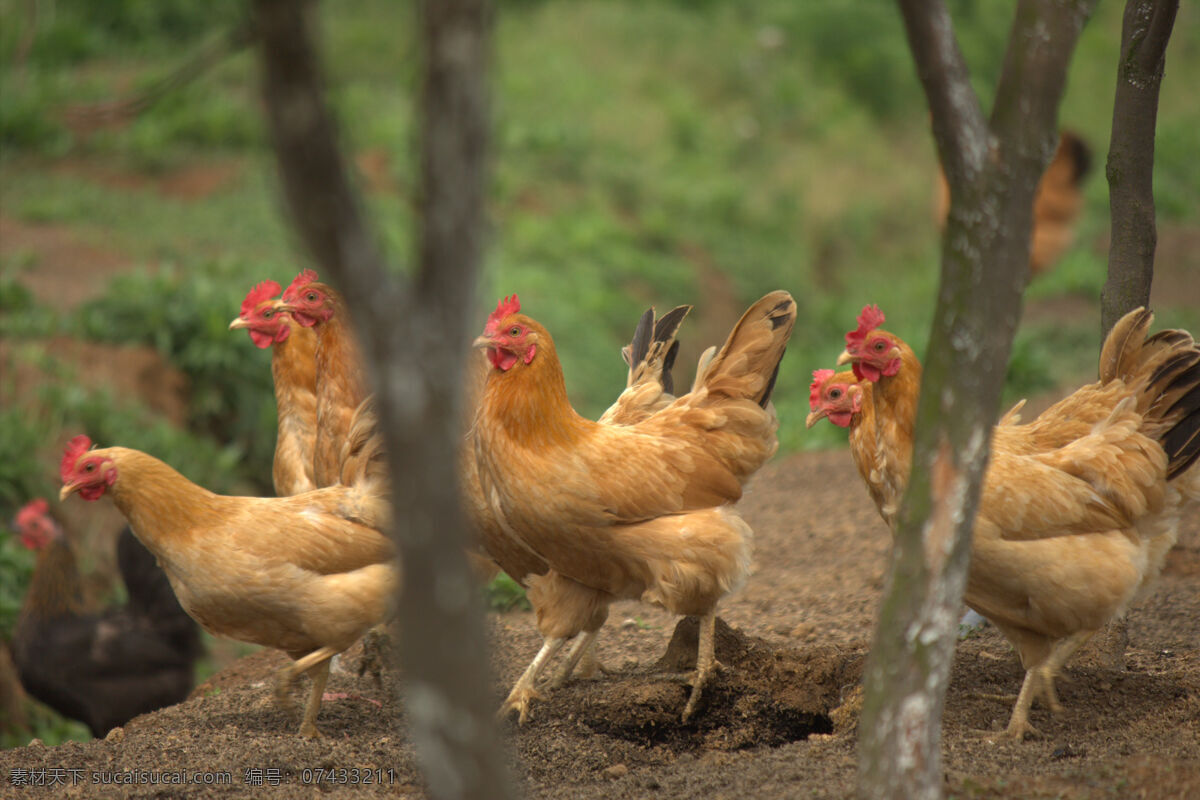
[
  {"x1": 967, "y1": 720, "x2": 1041, "y2": 743},
  {"x1": 499, "y1": 636, "x2": 567, "y2": 725},
  {"x1": 497, "y1": 686, "x2": 543, "y2": 725}
]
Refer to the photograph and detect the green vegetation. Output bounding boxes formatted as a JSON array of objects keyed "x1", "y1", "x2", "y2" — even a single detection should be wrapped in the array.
[
  {"x1": 1, "y1": 0, "x2": 1198, "y2": 746},
  {"x1": 486, "y1": 573, "x2": 533, "y2": 613}
]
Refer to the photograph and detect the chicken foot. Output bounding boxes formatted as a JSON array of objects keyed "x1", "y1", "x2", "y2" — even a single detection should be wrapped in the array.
[
  {"x1": 984, "y1": 630, "x2": 1096, "y2": 741},
  {"x1": 276, "y1": 646, "x2": 337, "y2": 738},
  {"x1": 499, "y1": 636, "x2": 567, "y2": 724},
  {"x1": 1036, "y1": 630, "x2": 1095, "y2": 713},
  {"x1": 682, "y1": 613, "x2": 722, "y2": 722}
]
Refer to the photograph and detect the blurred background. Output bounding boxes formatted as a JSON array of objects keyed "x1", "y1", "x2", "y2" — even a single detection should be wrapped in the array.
[{"x1": 1, "y1": 0, "x2": 1197, "y2": 744}]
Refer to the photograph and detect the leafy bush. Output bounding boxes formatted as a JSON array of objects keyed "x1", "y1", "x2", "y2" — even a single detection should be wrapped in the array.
[
  {"x1": 0, "y1": 529, "x2": 34, "y2": 637},
  {"x1": 0, "y1": 78, "x2": 70, "y2": 153},
  {"x1": 74, "y1": 261, "x2": 278, "y2": 492}
]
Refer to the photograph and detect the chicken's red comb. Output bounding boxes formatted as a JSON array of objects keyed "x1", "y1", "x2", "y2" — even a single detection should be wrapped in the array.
[
  {"x1": 282, "y1": 269, "x2": 319, "y2": 302},
  {"x1": 60, "y1": 435, "x2": 93, "y2": 483},
  {"x1": 846, "y1": 304, "x2": 886, "y2": 350},
  {"x1": 15, "y1": 498, "x2": 49, "y2": 529},
  {"x1": 809, "y1": 369, "x2": 835, "y2": 408},
  {"x1": 240, "y1": 280, "x2": 282, "y2": 318},
  {"x1": 485, "y1": 294, "x2": 521, "y2": 334}
]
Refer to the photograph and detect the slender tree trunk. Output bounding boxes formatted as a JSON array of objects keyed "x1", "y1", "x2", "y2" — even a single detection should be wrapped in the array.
[
  {"x1": 858, "y1": 3, "x2": 1095, "y2": 798},
  {"x1": 1101, "y1": 0, "x2": 1178, "y2": 338},
  {"x1": 252, "y1": 2, "x2": 514, "y2": 799}
]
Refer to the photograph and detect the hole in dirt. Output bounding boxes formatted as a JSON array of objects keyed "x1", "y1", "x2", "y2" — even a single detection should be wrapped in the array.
[{"x1": 569, "y1": 617, "x2": 862, "y2": 752}]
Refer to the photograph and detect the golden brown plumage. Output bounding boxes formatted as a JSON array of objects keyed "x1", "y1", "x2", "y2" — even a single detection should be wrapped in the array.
[
  {"x1": 230, "y1": 280, "x2": 318, "y2": 496},
  {"x1": 58, "y1": 431, "x2": 397, "y2": 738},
  {"x1": 277, "y1": 271, "x2": 369, "y2": 488},
  {"x1": 461, "y1": 305, "x2": 692, "y2": 704},
  {"x1": 838, "y1": 305, "x2": 1200, "y2": 739},
  {"x1": 806, "y1": 369, "x2": 890, "y2": 516},
  {"x1": 935, "y1": 130, "x2": 1092, "y2": 278},
  {"x1": 835, "y1": 307, "x2": 921, "y2": 527},
  {"x1": 473, "y1": 292, "x2": 794, "y2": 722}
]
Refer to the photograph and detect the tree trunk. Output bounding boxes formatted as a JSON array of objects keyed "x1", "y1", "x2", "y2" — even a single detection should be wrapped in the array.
[
  {"x1": 1101, "y1": 0, "x2": 1178, "y2": 338},
  {"x1": 858, "y1": 3, "x2": 1095, "y2": 798},
  {"x1": 252, "y1": 2, "x2": 514, "y2": 799}
]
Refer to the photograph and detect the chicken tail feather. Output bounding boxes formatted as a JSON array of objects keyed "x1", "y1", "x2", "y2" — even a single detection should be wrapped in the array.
[
  {"x1": 653, "y1": 305, "x2": 691, "y2": 395},
  {"x1": 1060, "y1": 130, "x2": 1093, "y2": 187},
  {"x1": 624, "y1": 309, "x2": 655, "y2": 370},
  {"x1": 1102, "y1": 308, "x2": 1200, "y2": 481},
  {"x1": 696, "y1": 291, "x2": 796, "y2": 408},
  {"x1": 602, "y1": 305, "x2": 694, "y2": 426},
  {"x1": 338, "y1": 396, "x2": 392, "y2": 527},
  {"x1": 1098, "y1": 307, "x2": 1153, "y2": 384},
  {"x1": 626, "y1": 305, "x2": 691, "y2": 393}
]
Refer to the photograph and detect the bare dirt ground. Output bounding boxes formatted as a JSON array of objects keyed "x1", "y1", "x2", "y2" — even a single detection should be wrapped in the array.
[{"x1": 1, "y1": 449, "x2": 1197, "y2": 799}]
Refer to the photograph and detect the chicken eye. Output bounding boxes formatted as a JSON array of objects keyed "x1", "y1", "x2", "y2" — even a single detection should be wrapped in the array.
[
  {"x1": 829, "y1": 388, "x2": 842, "y2": 399},
  {"x1": 84, "y1": 463, "x2": 95, "y2": 473},
  {"x1": 306, "y1": 292, "x2": 318, "y2": 302},
  {"x1": 262, "y1": 309, "x2": 275, "y2": 319},
  {"x1": 509, "y1": 326, "x2": 521, "y2": 337},
  {"x1": 873, "y1": 340, "x2": 886, "y2": 351}
]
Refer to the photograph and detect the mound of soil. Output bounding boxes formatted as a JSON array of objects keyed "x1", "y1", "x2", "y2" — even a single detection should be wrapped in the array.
[{"x1": 2, "y1": 450, "x2": 1198, "y2": 799}]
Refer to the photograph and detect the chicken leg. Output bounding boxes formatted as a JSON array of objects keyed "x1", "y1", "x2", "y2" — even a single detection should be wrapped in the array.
[
  {"x1": 549, "y1": 631, "x2": 610, "y2": 688},
  {"x1": 499, "y1": 636, "x2": 567, "y2": 724},
  {"x1": 992, "y1": 630, "x2": 1095, "y2": 741},
  {"x1": 277, "y1": 646, "x2": 337, "y2": 738},
  {"x1": 1035, "y1": 629, "x2": 1095, "y2": 714},
  {"x1": 575, "y1": 638, "x2": 611, "y2": 679},
  {"x1": 682, "y1": 613, "x2": 721, "y2": 722}
]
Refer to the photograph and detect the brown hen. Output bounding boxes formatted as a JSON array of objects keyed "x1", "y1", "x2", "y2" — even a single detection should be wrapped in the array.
[
  {"x1": 837, "y1": 305, "x2": 1200, "y2": 739},
  {"x1": 58, "y1": 419, "x2": 396, "y2": 739},
  {"x1": 473, "y1": 292, "x2": 795, "y2": 722},
  {"x1": 229, "y1": 279, "x2": 318, "y2": 496}
]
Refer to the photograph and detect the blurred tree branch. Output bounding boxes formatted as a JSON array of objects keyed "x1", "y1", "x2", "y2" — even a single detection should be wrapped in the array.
[
  {"x1": 1101, "y1": 0, "x2": 1179, "y2": 337},
  {"x1": 252, "y1": 1, "x2": 512, "y2": 799},
  {"x1": 61, "y1": 20, "x2": 257, "y2": 132},
  {"x1": 858, "y1": 2, "x2": 1095, "y2": 798}
]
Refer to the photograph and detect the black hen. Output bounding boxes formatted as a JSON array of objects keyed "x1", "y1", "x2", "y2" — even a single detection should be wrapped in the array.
[{"x1": 10, "y1": 500, "x2": 202, "y2": 738}]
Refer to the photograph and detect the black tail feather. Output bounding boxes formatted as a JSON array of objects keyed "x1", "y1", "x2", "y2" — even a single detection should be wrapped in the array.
[
  {"x1": 628, "y1": 308, "x2": 655, "y2": 370},
  {"x1": 663, "y1": 340, "x2": 681, "y2": 395},
  {"x1": 759, "y1": 357, "x2": 783, "y2": 409}
]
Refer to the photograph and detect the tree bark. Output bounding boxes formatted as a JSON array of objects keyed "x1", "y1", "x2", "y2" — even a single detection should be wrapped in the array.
[
  {"x1": 1101, "y1": 0, "x2": 1178, "y2": 338},
  {"x1": 858, "y1": 3, "x2": 1095, "y2": 798},
  {"x1": 252, "y1": 2, "x2": 514, "y2": 799}
]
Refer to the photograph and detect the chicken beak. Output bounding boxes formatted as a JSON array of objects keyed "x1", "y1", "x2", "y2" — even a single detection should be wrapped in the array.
[
  {"x1": 805, "y1": 410, "x2": 825, "y2": 429},
  {"x1": 228, "y1": 316, "x2": 249, "y2": 331},
  {"x1": 472, "y1": 334, "x2": 492, "y2": 350},
  {"x1": 59, "y1": 483, "x2": 79, "y2": 502},
  {"x1": 836, "y1": 350, "x2": 855, "y2": 366}
]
